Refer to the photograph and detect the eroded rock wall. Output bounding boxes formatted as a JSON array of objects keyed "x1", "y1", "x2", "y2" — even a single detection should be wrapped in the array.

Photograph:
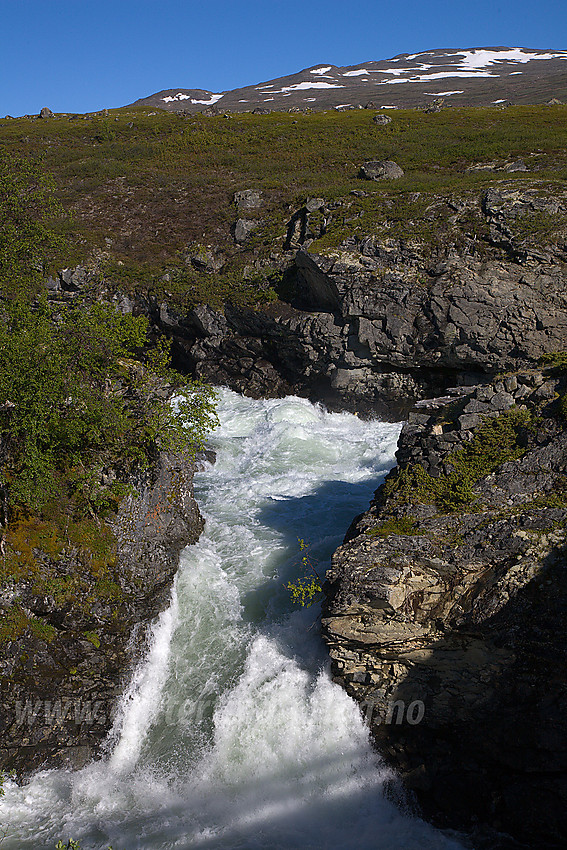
[
  {"x1": 0, "y1": 451, "x2": 204, "y2": 776},
  {"x1": 145, "y1": 184, "x2": 567, "y2": 417},
  {"x1": 322, "y1": 373, "x2": 567, "y2": 848}
]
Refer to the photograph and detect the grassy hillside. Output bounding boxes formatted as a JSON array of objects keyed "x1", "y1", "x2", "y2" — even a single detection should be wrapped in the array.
[{"x1": 1, "y1": 104, "x2": 566, "y2": 306}]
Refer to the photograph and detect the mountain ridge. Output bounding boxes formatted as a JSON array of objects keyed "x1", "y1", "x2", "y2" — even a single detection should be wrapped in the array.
[{"x1": 130, "y1": 46, "x2": 567, "y2": 113}]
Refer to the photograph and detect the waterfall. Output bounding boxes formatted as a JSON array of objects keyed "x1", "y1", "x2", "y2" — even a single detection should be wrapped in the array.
[{"x1": 0, "y1": 389, "x2": 463, "y2": 849}]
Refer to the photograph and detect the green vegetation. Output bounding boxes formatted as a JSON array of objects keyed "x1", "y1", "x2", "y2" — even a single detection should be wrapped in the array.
[
  {"x1": 0, "y1": 151, "x2": 218, "y2": 640},
  {"x1": 386, "y1": 409, "x2": 533, "y2": 512},
  {"x1": 0, "y1": 604, "x2": 56, "y2": 644},
  {"x1": 0, "y1": 299, "x2": 217, "y2": 517},
  {"x1": 55, "y1": 841, "x2": 113, "y2": 850},
  {"x1": 0, "y1": 151, "x2": 66, "y2": 300},
  {"x1": 1, "y1": 105, "x2": 567, "y2": 307},
  {"x1": 540, "y1": 352, "x2": 567, "y2": 372},
  {"x1": 286, "y1": 538, "x2": 323, "y2": 608},
  {"x1": 0, "y1": 298, "x2": 217, "y2": 630},
  {"x1": 366, "y1": 516, "x2": 418, "y2": 537}
]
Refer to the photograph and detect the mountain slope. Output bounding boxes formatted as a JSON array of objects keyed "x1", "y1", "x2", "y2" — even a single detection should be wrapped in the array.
[{"x1": 131, "y1": 46, "x2": 567, "y2": 113}]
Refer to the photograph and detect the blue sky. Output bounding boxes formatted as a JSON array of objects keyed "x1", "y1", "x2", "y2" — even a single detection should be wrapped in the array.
[{"x1": 1, "y1": 0, "x2": 566, "y2": 115}]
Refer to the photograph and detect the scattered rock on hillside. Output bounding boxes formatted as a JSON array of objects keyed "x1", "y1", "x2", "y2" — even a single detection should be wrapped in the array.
[
  {"x1": 504, "y1": 159, "x2": 528, "y2": 172},
  {"x1": 305, "y1": 197, "x2": 325, "y2": 212},
  {"x1": 234, "y1": 218, "x2": 258, "y2": 243},
  {"x1": 187, "y1": 245, "x2": 225, "y2": 273},
  {"x1": 234, "y1": 189, "x2": 263, "y2": 215},
  {"x1": 373, "y1": 113, "x2": 392, "y2": 125},
  {"x1": 359, "y1": 159, "x2": 404, "y2": 180},
  {"x1": 39, "y1": 107, "x2": 54, "y2": 119}
]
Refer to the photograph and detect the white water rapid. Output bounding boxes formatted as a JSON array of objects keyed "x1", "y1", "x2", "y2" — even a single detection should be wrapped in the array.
[{"x1": 0, "y1": 390, "x2": 464, "y2": 849}]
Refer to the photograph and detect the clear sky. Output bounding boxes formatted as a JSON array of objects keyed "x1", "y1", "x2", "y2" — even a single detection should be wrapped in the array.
[{"x1": 1, "y1": 0, "x2": 566, "y2": 116}]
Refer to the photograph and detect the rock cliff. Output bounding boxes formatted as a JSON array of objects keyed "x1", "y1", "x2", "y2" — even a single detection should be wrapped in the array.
[
  {"x1": 145, "y1": 183, "x2": 567, "y2": 421},
  {"x1": 0, "y1": 450, "x2": 204, "y2": 775},
  {"x1": 322, "y1": 370, "x2": 567, "y2": 848}
]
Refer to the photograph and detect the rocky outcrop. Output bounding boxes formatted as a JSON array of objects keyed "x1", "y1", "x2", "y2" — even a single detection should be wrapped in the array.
[
  {"x1": 322, "y1": 371, "x2": 567, "y2": 848},
  {"x1": 137, "y1": 183, "x2": 567, "y2": 419},
  {"x1": 359, "y1": 160, "x2": 405, "y2": 180},
  {"x1": 0, "y1": 450, "x2": 204, "y2": 776}
]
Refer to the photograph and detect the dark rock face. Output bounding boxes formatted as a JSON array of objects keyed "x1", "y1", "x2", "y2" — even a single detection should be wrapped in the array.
[
  {"x1": 0, "y1": 451, "x2": 204, "y2": 776},
  {"x1": 322, "y1": 376, "x2": 567, "y2": 848},
  {"x1": 143, "y1": 183, "x2": 567, "y2": 419}
]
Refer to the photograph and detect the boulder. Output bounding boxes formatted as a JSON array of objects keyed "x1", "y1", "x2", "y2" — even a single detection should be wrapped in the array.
[
  {"x1": 373, "y1": 113, "x2": 392, "y2": 125},
  {"x1": 504, "y1": 159, "x2": 528, "y2": 172},
  {"x1": 186, "y1": 245, "x2": 225, "y2": 273},
  {"x1": 234, "y1": 218, "x2": 258, "y2": 243},
  {"x1": 39, "y1": 107, "x2": 54, "y2": 119},
  {"x1": 359, "y1": 159, "x2": 404, "y2": 180},
  {"x1": 306, "y1": 197, "x2": 325, "y2": 212}
]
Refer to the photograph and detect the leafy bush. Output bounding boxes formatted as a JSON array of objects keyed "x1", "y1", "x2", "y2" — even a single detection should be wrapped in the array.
[
  {"x1": 0, "y1": 150, "x2": 65, "y2": 300},
  {"x1": 286, "y1": 538, "x2": 323, "y2": 607},
  {"x1": 0, "y1": 298, "x2": 217, "y2": 517}
]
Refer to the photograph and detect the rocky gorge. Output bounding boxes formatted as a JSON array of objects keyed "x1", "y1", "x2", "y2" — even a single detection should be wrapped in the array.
[
  {"x1": 149, "y1": 181, "x2": 567, "y2": 847},
  {"x1": 1, "y1": 101, "x2": 567, "y2": 848}
]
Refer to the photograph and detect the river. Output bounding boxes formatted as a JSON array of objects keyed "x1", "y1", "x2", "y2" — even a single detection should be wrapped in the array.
[{"x1": 0, "y1": 389, "x2": 463, "y2": 849}]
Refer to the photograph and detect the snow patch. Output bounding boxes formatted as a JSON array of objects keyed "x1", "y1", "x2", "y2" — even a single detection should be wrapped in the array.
[
  {"x1": 272, "y1": 81, "x2": 344, "y2": 93},
  {"x1": 382, "y1": 71, "x2": 494, "y2": 84},
  {"x1": 378, "y1": 65, "x2": 433, "y2": 76},
  {"x1": 424, "y1": 90, "x2": 464, "y2": 95},
  {"x1": 162, "y1": 93, "x2": 191, "y2": 102},
  {"x1": 457, "y1": 48, "x2": 567, "y2": 70},
  {"x1": 343, "y1": 69, "x2": 370, "y2": 77},
  {"x1": 310, "y1": 66, "x2": 332, "y2": 74},
  {"x1": 161, "y1": 92, "x2": 223, "y2": 105}
]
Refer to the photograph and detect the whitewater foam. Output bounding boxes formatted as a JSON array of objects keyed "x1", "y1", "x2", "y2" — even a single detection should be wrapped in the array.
[{"x1": 0, "y1": 389, "x2": 464, "y2": 849}]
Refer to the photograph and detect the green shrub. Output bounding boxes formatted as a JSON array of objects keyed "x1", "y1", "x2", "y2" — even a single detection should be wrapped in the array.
[
  {"x1": 366, "y1": 516, "x2": 417, "y2": 536},
  {"x1": 0, "y1": 299, "x2": 217, "y2": 517},
  {"x1": 286, "y1": 538, "x2": 322, "y2": 607},
  {"x1": 386, "y1": 408, "x2": 532, "y2": 512},
  {"x1": 0, "y1": 150, "x2": 66, "y2": 300}
]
